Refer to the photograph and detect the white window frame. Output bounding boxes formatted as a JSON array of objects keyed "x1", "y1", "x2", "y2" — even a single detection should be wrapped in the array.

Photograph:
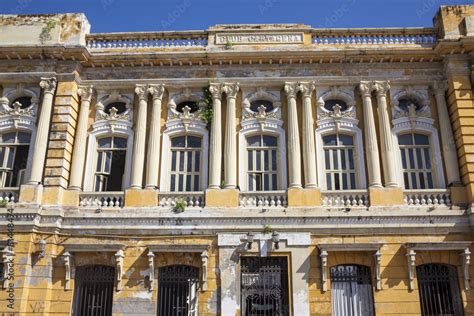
[
  {"x1": 0, "y1": 84, "x2": 40, "y2": 185},
  {"x1": 83, "y1": 91, "x2": 134, "y2": 192},
  {"x1": 245, "y1": 134, "x2": 279, "y2": 191},
  {"x1": 390, "y1": 86, "x2": 445, "y2": 189},
  {"x1": 315, "y1": 86, "x2": 366, "y2": 190}
]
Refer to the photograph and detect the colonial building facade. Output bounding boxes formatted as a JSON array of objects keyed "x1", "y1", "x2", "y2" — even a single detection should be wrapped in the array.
[{"x1": 0, "y1": 5, "x2": 473, "y2": 316}]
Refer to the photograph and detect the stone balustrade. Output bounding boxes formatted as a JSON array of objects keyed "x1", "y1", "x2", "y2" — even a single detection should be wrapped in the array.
[
  {"x1": 79, "y1": 192, "x2": 124, "y2": 208},
  {"x1": 403, "y1": 189, "x2": 451, "y2": 206},
  {"x1": 0, "y1": 188, "x2": 19, "y2": 204},
  {"x1": 311, "y1": 28, "x2": 436, "y2": 46},
  {"x1": 86, "y1": 31, "x2": 208, "y2": 49},
  {"x1": 322, "y1": 190, "x2": 370, "y2": 207},
  {"x1": 158, "y1": 192, "x2": 205, "y2": 208},
  {"x1": 239, "y1": 191, "x2": 288, "y2": 208}
]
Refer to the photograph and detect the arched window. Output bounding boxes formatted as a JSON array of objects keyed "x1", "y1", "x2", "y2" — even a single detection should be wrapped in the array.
[
  {"x1": 169, "y1": 135, "x2": 203, "y2": 192},
  {"x1": 0, "y1": 132, "x2": 31, "y2": 187},
  {"x1": 322, "y1": 133, "x2": 356, "y2": 190},
  {"x1": 157, "y1": 265, "x2": 199, "y2": 316},
  {"x1": 416, "y1": 264, "x2": 464, "y2": 316},
  {"x1": 330, "y1": 264, "x2": 375, "y2": 316},
  {"x1": 94, "y1": 136, "x2": 127, "y2": 192},
  {"x1": 73, "y1": 265, "x2": 115, "y2": 316},
  {"x1": 246, "y1": 134, "x2": 279, "y2": 191},
  {"x1": 398, "y1": 133, "x2": 434, "y2": 189}
]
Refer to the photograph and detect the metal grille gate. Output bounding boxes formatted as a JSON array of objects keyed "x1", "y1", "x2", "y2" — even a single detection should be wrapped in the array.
[
  {"x1": 241, "y1": 257, "x2": 290, "y2": 316},
  {"x1": 72, "y1": 265, "x2": 115, "y2": 316},
  {"x1": 330, "y1": 265, "x2": 375, "y2": 316},
  {"x1": 157, "y1": 265, "x2": 199, "y2": 316},
  {"x1": 417, "y1": 264, "x2": 464, "y2": 316}
]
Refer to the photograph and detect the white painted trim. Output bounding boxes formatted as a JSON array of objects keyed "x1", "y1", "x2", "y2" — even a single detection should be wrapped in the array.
[
  {"x1": 315, "y1": 124, "x2": 367, "y2": 190},
  {"x1": 238, "y1": 119, "x2": 287, "y2": 191},
  {"x1": 159, "y1": 121, "x2": 209, "y2": 191},
  {"x1": 392, "y1": 118, "x2": 445, "y2": 189}
]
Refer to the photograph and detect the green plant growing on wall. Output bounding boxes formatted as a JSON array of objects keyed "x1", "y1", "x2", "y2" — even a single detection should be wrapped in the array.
[
  {"x1": 199, "y1": 85, "x2": 213, "y2": 129},
  {"x1": 224, "y1": 40, "x2": 234, "y2": 50},
  {"x1": 173, "y1": 199, "x2": 186, "y2": 213},
  {"x1": 40, "y1": 19, "x2": 57, "y2": 43},
  {"x1": 263, "y1": 224, "x2": 273, "y2": 234},
  {"x1": 0, "y1": 200, "x2": 7, "y2": 208}
]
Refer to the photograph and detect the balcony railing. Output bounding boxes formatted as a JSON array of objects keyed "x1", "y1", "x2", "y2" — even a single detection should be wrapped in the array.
[
  {"x1": 158, "y1": 192, "x2": 205, "y2": 208},
  {"x1": 403, "y1": 189, "x2": 451, "y2": 206},
  {"x1": 86, "y1": 31, "x2": 209, "y2": 50},
  {"x1": 0, "y1": 188, "x2": 19, "y2": 204},
  {"x1": 239, "y1": 191, "x2": 288, "y2": 208},
  {"x1": 311, "y1": 28, "x2": 436, "y2": 47},
  {"x1": 79, "y1": 192, "x2": 124, "y2": 208},
  {"x1": 322, "y1": 190, "x2": 369, "y2": 207}
]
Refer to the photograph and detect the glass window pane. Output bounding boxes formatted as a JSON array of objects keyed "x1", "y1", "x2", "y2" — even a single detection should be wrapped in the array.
[
  {"x1": 271, "y1": 150, "x2": 277, "y2": 171},
  {"x1": 342, "y1": 173, "x2": 348, "y2": 189},
  {"x1": 272, "y1": 174, "x2": 277, "y2": 190},
  {"x1": 262, "y1": 135, "x2": 277, "y2": 147},
  {"x1": 187, "y1": 136, "x2": 201, "y2": 148},
  {"x1": 247, "y1": 135, "x2": 261, "y2": 147},
  {"x1": 114, "y1": 137, "x2": 127, "y2": 149},
  {"x1": 326, "y1": 173, "x2": 332, "y2": 190},
  {"x1": 334, "y1": 174, "x2": 340, "y2": 190},
  {"x1": 194, "y1": 175, "x2": 200, "y2": 191},
  {"x1": 341, "y1": 151, "x2": 346, "y2": 170},
  {"x1": 195, "y1": 152, "x2": 201, "y2": 172},
  {"x1": 427, "y1": 173, "x2": 434, "y2": 189},
  {"x1": 398, "y1": 134, "x2": 413, "y2": 145},
  {"x1": 248, "y1": 151, "x2": 253, "y2": 171},
  {"x1": 324, "y1": 150, "x2": 330, "y2": 170},
  {"x1": 171, "y1": 151, "x2": 177, "y2": 171},
  {"x1": 17, "y1": 132, "x2": 31, "y2": 144},
  {"x1": 264, "y1": 151, "x2": 269, "y2": 171},
  {"x1": 171, "y1": 136, "x2": 186, "y2": 148},
  {"x1": 414, "y1": 134, "x2": 429, "y2": 145},
  {"x1": 424, "y1": 148, "x2": 431, "y2": 169},
  {"x1": 98, "y1": 137, "x2": 112, "y2": 148},
  {"x1": 408, "y1": 149, "x2": 415, "y2": 169},
  {"x1": 419, "y1": 173, "x2": 425, "y2": 189},
  {"x1": 416, "y1": 148, "x2": 423, "y2": 169},
  {"x1": 323, "y1": 135, "x2": 337, "y2": 146},
  {"x1": 104, "y1": 152, "x2": 112, "y2": 173},
  {"x1": 187, "y1": 151, "x2": 192, "y2": 172},
  {"x1": 178, "y1": 174, "x2": 184, "y2": 191},
  {"x1": 348, "y1": 149, "x2": 354, "y2": 169},
  {"x1": 401, "y1": 149, "x2": 407, "y2": 169},
  {"x1": 256, "y1": 151, "x2": 261, "y2": 171},
  {"x1": 350, "y1": 173, "x2": 356, "y2": 189},
  {"x1": 170, "y1": 175, "x2": 176, "y2": 191},
  {"x1": 411, "y1": 173, "x2": 417, "y2": 189},
  {"x1": 248, "y1": 175, "x2": 254, "y2": 191},
  {"x1": 339, "y1": 134, "x2": 353, "y2": 146},
  {"x1": 6, "y1": 148, "x2": 14, "y2": 169},
  {"x1": 332, "y1": 150, "x2": 338, "y2": 169},
  {"x1": 2, "y1": 133, "x2": 15, "y2": 144},
  {"x1": 255, "y1": 174, "x2": 262, "y2": 191},
  {"x1": 403, "y1": 173, "x2": 409, "y2": 189},
  {"x1": 186, "y1": 175, "x2": 191, "y2": 191},
  {"x1": 179, "y1": 152, "x2": 185, "y2": 171},
  {"x1": 96, "y1": 152, "x2": 103, "y2": 172},
  {"x1": 264, "y1": 174, "x2": 269, "y2": 191}
]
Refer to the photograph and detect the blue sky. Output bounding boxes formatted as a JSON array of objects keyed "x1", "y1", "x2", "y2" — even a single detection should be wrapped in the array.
[{"x1": 0, "y1": 0, "x2": 472, "y2": 33}]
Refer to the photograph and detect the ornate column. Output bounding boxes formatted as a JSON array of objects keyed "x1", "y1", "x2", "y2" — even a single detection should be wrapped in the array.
[
  {"x1": 27, "y1": 77, "x2": 57, "y2": 184},
  {"x1": 432, "y1": 81, "x2": 461, "y2": 186},
  {"x1": 130, "y1": 85, "x2": 148, "y2": 189},
  {"x1": 359, "y1": 82, "x2": 382, "y2": 188},
  {"x1": 299, "y1": 82, "x2": 317, "y2": 188},
  {"x1": 69, "y1": 86, "x2": 94, "y2": 190},
  {"x1": 223, "y1": 83, "x2": 239, "y2": 189},
  {"x1": 285, "y1": 82, "x2": 302, "y2": 188},
  {"x1": 145, "y1": 84, "x2": 165, "y2": 189},
  {"x1": 208, "y1": 83, "x2": 224, "y2": 189},
  {"x1": 373, "y1": 81, "x2": 398, "y2": 187}
]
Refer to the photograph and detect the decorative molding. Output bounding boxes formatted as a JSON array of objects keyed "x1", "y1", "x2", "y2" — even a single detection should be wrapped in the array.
[
  {"x1": 284, "y1": 82, "x2": 299, "y2": 99},
  {"x1": 95, "y1": 90, "x2": 133, "y2": 124},
  {"x1": 320, "y1": 249, "x2": 328, "y2": 292},
  {"x1": 375, "y1": 250, "x2": 382, "y2": 290},
  {"x1": 147, "y1": 250, "x2": 155, "y2": 292},
  {"x1": 39, "y1": 77, "x2": 57, "y2": 94},
  {"x1": 63, "y1": 251, "x2": 72, "y2": 291},
  {"x1": 201, "y1": 250, "x2": 209, "y2": 291},
  {"x1": 134, "y1": 84, "x2": 148, "y2": 101},
  {"x1": 148, "y1": 84, "x2": 166, "y2": 100},
  {"x1": 406, "y1": 248, "x2": 416, "y2": 291},
  {"x1": 461, "y1": 248, "x2": 471, "y2": 291},
  {"x1": 316, "y1": 86, "x2": 357, "y2": 131},
  {"x1": 115, "y1": 249, "x2": 125, "y2": 291},
  {"x1": 241, "y1": 87, "x2": 281, "y2": 129},
  {"x1": 372, "y1": 80, "x2": 390, "y2": 96},
  {"x1": 77, "y1": 85, "x2": 94, "y2": 103},
  {"x1": 222, "y1": 82, "x2": 240, "y2": 99}
]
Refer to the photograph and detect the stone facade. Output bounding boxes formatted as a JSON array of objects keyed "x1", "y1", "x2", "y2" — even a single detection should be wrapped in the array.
[{"x1": 0, "y1": 5, "x2": 473, "y2": 316}]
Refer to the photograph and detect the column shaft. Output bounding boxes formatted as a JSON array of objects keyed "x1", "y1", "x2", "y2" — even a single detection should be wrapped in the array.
[
  {"x1": 69, "y1": 86, "x2": 93, "y2": 190},
  {"x1": 285, "y1": 83, "x2": 302, "y2": 188},
  {"x1": 433, "y1": 81, "x2": 461, "y2": 185},
  {"x1": 300, "y1": 82, "x2": 317, "y2": 188},
  {"x1": 130, "y1": 85, "x2": 148, "y2": 189},
  {"x1": 27, "y1": 78, "x2": 57, "y2": 184},
  {"x1": 359, "y1": 82, "x2": 382, "y2": 188},
  {"x1": 374, "y1": 81, "x2": 398, "y2": 187},
  {"x1": 208, "y1": 84, "x2": 223, "y2": 189},
  {"x1": 145, "y1": 84, "x2": 165, "y2": 189},
  {"x1": 223, "y1": 83, "x2": 239, "y2": 189}
]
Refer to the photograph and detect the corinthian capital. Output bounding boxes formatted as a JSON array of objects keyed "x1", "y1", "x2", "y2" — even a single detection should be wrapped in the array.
[
  {"x1": 298, "y1": 81, "x2": 316, "y2": 98},
  {"x1": 359, "y1": 81, "x2": 372, "y2": 97},
  {"x1": 147, "y1": 84, "x2": 165, "y2": 100},
  {"x1": 284, "y1": 82, "x2": 299, "y2": 99},
  {"x1": 432, "y1": 80, "x2": 449, "y2": 94},
  {"x1": 222, "y1": 82, "x2": 240, "y2": 99},
  {"x1": 77, "y1": 85, "x2": 94, "y2": 102},
  {"x1": 135, "y1": 85, "x2": 148, "y2": 101},
  {"x1": 209, "y1": 83, "x2": 224, "y2": 100},
  {"x1": 372, "y1": 81, "x2": 390, "y2": 96},
  {"x1": 39, "y1": 77, "x2": 57, "y2": 94}
]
